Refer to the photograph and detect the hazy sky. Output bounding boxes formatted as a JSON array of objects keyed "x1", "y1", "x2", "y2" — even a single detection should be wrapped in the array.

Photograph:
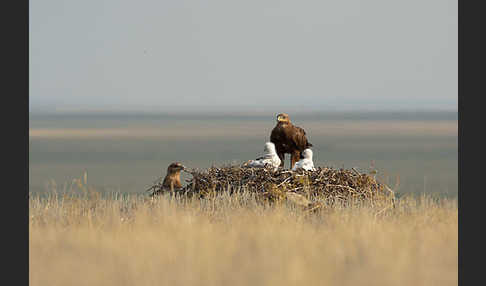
[{"x1": 30, "y1": 0, "x2": 457, "y2": 113}]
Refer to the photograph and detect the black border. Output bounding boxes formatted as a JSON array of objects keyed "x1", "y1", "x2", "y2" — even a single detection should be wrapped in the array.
[
  {"x1": 6, "y1": 0, "x2": 29, "y2": 285},
  {"x1": 459, "y1": 1, "x2": 484, "y2": 285}
]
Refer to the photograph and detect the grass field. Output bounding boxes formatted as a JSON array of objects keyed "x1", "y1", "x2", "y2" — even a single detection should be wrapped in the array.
[{"x1": 29, "y1": 189, "x2": 457, "y2": 286}]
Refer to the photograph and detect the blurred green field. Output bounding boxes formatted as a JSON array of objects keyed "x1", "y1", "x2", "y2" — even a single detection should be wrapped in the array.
[{"x1": 29, "y1": 111, "x2": 457, "y2": 196}]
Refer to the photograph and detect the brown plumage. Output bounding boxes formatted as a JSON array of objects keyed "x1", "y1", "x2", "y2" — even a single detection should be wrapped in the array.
[
  {"x1": 270, "y1": 113, "x2": 312, "y2": 168},
  {"x1": 150, "y1": 162, "x2": 185, "y2": 197}
]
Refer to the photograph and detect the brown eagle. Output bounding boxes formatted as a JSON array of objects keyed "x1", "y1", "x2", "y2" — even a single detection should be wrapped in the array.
[
  {"x1": 150, "y1": 162, "x2": 185, "y2": 197},
  {"x1": 270, "y1": 113, "x2": 312, "y2": 168}
]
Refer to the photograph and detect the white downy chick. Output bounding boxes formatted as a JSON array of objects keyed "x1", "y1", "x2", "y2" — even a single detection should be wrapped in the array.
[
  {"x1": 246, "y1": 142, "x2": 281, "y2": 171},
  {"x1": 292, "y1": 149, "x2": 316, "y2": 171}
]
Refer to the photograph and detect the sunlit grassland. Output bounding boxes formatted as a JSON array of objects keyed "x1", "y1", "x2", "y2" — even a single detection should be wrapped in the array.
[{"x1": 30, "y1": 188, "x2": 457, "y2": 286}]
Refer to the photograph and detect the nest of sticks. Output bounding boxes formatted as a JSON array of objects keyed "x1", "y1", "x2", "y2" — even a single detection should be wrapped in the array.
[{"x1": 148, "y1": 165, "x2": 395, "y2": 210}]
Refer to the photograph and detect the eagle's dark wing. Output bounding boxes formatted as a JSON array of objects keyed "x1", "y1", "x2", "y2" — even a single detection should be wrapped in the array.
[
  {"x1": 271, "y1": 123, "x2": 311, "y2": 151},
  {"x1": 290, "y1": 125, "x2": 312, "y2": 150},
  {"x1": 270, "y1": 125, "x2": 281, "y2": 145},
  {"x1": 270, "y1": 125, "x2": 286, "y2": 150}
]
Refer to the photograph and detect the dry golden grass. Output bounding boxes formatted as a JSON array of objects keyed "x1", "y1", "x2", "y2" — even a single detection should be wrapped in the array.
[{"x1": 30, "y1": 190, "x2": 457, "y2": 286}]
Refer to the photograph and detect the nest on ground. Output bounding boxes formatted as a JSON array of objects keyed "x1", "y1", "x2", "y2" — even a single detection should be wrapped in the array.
[{"x1": 147, "y1": 165, "x2": 396, "y2": 210}]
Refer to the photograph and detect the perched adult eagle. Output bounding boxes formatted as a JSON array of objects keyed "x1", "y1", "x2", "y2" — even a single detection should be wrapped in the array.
[
  {"x1": 270, "y1": 113, "x2": 312, "y2": 168},
  {"x1": 150, "y1": 162, "x2": 185, "y2": 197}
]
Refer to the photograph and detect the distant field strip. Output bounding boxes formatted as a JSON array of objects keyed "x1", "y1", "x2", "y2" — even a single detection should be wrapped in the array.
[{"x1": 30, "y1": 120, "x2": 457, "y2": 139}]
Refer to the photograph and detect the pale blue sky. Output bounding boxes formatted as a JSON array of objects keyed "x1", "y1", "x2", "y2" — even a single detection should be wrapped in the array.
[{"x1": 30, "y1": 0, "x2": 457, "y2": 113}]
